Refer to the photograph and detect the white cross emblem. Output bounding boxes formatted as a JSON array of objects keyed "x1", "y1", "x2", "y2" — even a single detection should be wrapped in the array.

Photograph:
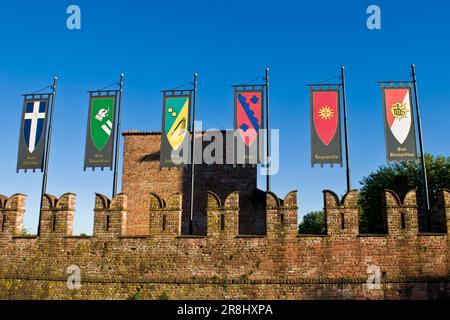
[{"x1": 24, "y1": 101, "x2": 46, "y2": 153}]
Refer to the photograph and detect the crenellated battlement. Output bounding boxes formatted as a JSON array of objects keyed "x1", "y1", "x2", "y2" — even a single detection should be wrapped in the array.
[
  {"x1": 0, "y1": 188, "x2": 449, "y2": 300},
  {"x1": 0, "y1": 189, "x2": 449, "y2": 240},
  {"x1": 93, "y1": 193, "x2": 128, "y2": 237},
  {"x1": 149, "y1": 193, "x2": 183, "y2": 237},
  {"x1": 322, "y1": 190, "x2": 359, "y2": 237},
  {"x1": 384, "y1": 189, "x2": 419, "y2": 236},
  {"x1": 0, "y1": 194, "x2": 26, "y2": 237},
  {"x1": 206, "y1": 191, "x2": 239, "y2": 238},
  {"x1": 443, "y1": 189, "x2": 450, "y2": 232},
  {"x1": 40, "y1": 193, "x2": 76, "y2": 238}
]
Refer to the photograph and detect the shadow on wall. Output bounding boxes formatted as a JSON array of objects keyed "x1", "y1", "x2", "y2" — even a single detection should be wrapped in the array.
[{"x1": 140, "y1": 152, "x2": 160, "y2": 163}]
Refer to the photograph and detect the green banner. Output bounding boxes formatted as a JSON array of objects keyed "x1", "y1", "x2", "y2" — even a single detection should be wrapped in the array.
[
  {"x1": 160, "y1": 95, "x2": 191, "y2": 167},
  {"x1": 84, "y1": 95, "x2": 117, "y2": 170}
]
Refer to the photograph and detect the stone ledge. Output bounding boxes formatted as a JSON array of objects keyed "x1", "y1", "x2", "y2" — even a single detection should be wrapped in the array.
[
  {"x1": 122, "y1": 130, "x2": 161, "y2": 136},
  {"x1": 65, "y1": 236, "x2": 93, "y2": 239},
  {"x1": 235, "y1": 235, "x2": 266, "y2": 239},
  {"x1": 297, "y1": 234, "x2": 327, "y2": 238},
  {"x1": 11, "y1": 236, "x2": 38, "y2": 240},
  {"x1": 118, "y1": 235, "x2": 150, "y2": 239},
  {"x1": 358, "y1": 234, "x2": 388, "y2": 238},
  {"x1": 176, "y1": 235, "x2": 207, "y2": 239},
  {"x1": 1, "y1": 275, "x2": 449, "y2": 285}
]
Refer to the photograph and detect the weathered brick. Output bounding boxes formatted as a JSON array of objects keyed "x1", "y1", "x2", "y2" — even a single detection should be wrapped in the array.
[{"x1": 0, "y1": 134, "x2": 448, "y2": 300}]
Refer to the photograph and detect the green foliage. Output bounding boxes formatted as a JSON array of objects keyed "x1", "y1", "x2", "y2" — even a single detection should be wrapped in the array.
[
  {"x1": 159, "y1": 292, "x2": 169, "y2": 300},
  {"x1": 359, "y1": 154, "x2": 450, "y2": 233},
  {"x1": 298, "y1": 211, "x2": 326, "y2": 235},
  {"x1": 20, "y1": 228, "x2": 32, "y2": 236},
  {"x1": 128, "y1": 292, "x2": 142, "y2": 300},
  {"x1": 297, "y1": 155, "x2": 450, "y2": 235}
]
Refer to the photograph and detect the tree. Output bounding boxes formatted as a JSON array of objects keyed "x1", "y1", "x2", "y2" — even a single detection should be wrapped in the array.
[
  {"x1": 298, "y1": 211, "x2": 326, "y2": 235},
  {"x1": 20, "y1": 228, "x2": 32, "y2": 236},
  {"x1": 298, "y1": 155, "x2": 450, "y2": 235},
  {"x1": 359, "y1": 154, "x2": 450, "y2": 234}
]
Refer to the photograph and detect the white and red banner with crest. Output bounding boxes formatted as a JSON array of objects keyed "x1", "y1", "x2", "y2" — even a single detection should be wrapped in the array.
[{"x1": 382, "y1": 86, "x2": 418, "y2": 162}]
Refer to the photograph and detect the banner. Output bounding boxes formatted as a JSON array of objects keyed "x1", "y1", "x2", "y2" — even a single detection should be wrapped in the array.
[
  {"x1": 382, "y1": 86, "x2": 418, "y2": 162},
  {"x1": 84, "y1": 95, "x2": 117, "y2": 170},
  {"x1": 234, "y1": 89, "x2": 264, "y2": 164},
  {"x1": 160, "y1": 94, "x2": 191, "y2": 167},
  {"x1": 310, "y1": 88, "x2": 342, "y2": 166},
  {"x1": 17, "y1": 98, "x2": 50, "y2": 171}
]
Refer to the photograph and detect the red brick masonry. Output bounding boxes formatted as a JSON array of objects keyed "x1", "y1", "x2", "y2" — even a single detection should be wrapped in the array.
[
  {"x1": 0, "y1": 188, "x2": 449, "y2": 299},
  {"x1": 0, "y1": 131, "x2": 448, "y2": 300}
]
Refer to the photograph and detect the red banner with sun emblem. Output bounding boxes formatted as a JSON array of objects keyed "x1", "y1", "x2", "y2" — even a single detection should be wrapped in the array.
[{"x1": 310, "y1": 88, "x2": 342, "y2": 166}]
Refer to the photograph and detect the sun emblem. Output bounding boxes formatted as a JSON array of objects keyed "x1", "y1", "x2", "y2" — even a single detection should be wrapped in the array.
[
  {"x1": 318, "y1": 106, "x2": 334, "y2": 120},
  {"x1": 391, "y1": 103, "x2": 408, "y2": 121}
]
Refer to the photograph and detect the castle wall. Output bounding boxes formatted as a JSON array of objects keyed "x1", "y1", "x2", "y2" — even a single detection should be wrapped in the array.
[
  {"x1": 0, "y1": 189, "x2": 449, "y2": 300},
  {"x1": 121, "y1": 131, "x2": 264, "y2": 236}
]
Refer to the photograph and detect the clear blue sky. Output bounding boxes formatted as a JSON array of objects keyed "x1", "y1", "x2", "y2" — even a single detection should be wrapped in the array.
[{"x1": 0, "y1": 0, "x2": 448, "y2": 235}]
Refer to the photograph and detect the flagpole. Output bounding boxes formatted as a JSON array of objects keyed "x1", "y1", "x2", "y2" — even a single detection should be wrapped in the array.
[
  {"x1": 189, "y1": 73, "x2": 198, "y2": 235},
  {"x1": 411, "y1": 64, "x2": 430, "y2": 222},
  {"x1": 37, "y1": 76, "x2": 58, "y2": 236},
  {"x1": 112, "y1": 73, "x2": 124, "y2": 198},
  {"x1": 265, "y1": 67, "x2": 271, "y2": 192},
  {"x1": 341, "y1": 66, "x2": 351, "y2": 193}
]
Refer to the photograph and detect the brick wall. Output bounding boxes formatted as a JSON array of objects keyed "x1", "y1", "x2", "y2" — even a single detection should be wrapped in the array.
[
  {"x1": 121, "y1": 131, "x2": 264, "y2": 236},
  {"x1": 0, "y1": 188, "x2": 449, "y2": 300}
]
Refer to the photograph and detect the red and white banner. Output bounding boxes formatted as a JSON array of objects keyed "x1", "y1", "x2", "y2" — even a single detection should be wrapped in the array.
[
  {"x1": 310, "y1": 89, "x2": 342, "y2": 166},
  {"x1": 382, "y1": 87, "x2": 418, "y2": 162}
]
